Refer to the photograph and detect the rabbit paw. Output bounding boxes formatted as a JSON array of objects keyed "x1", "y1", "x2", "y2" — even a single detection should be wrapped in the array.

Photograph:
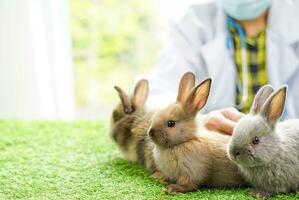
[
  {"x1": 250, "y1": 190, "x2": 272, "y2": 199},
  {"x1": 163, "y1": 184, "x2": 185, "y2": 194},
  {"x1": 150, "y1": 171, "x2": 169, "y2": 184}
]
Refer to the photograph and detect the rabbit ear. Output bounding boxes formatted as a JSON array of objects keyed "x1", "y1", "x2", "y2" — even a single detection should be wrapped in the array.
[
  {"x1": 183, "y1": 78, "x2": 212, "y2": 115},
  {"x1": 114, "y1": 86, "x2": 133, "y2": 114},
  {"x1": 250, "y1": 85, "x2": 274, "y2": 114},
  {"x1": 177, "y1": 72, "x2": 196, "y2": 103},
  {"x1": 132, "y1": 79, "x2": 149, "y2": 110},
  {"x1": 261, "y1": 86, "x2": 287, "y2": 124}
]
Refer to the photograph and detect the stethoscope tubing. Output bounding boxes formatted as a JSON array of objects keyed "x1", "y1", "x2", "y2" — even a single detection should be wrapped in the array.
[{"x1": 227, "y1": 17, "x2": 249, "y2": 110}]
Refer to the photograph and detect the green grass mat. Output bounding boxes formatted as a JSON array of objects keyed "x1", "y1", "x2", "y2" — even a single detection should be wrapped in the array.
[{"x1": 0, "y1": 121, "x2": 297, "y2": 200}]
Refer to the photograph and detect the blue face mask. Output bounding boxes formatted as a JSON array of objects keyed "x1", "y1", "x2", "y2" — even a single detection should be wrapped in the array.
[{"x1": 219, "y1": 0, "x2": 272, "y2": 20}]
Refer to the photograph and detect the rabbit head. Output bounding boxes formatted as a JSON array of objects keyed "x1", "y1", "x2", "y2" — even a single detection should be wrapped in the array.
[
  {"x1": 110, "y1": 79, "x2": 149, "y2": 144},
  {"x1": 148, "y1": 72, "x2": 212, "y2": 148},
  {"x1": 228, "y1": 85, "x2": 288, "y2": 167}
]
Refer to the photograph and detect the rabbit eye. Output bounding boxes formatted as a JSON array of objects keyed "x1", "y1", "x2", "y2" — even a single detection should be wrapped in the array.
[
  {"x1": 113, "y1": 113, "x2": 121, "y2": 122},
  {"x1": 252, "y1": 137, "x2": 260, "y2": 145},
  {"x1": 167, "y1": 120, "x2": 176, "y2": 128}
]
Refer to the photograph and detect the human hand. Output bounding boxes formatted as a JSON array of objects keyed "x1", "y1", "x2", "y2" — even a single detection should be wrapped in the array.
[{"x1": 203, "y1": 107, "x2": 244, "y2": 135}]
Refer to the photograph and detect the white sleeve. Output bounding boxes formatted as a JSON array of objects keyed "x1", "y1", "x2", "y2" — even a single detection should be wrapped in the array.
[{"x1": 290, "y1": 42, "x2": 299, "y2": 118}]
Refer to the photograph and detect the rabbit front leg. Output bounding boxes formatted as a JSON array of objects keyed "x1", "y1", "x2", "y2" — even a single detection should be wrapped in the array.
[
  {"x1": 150, "y1": 171, "x2": 171, "y2": 185},
  {"x1": 250, "y1": 189, "x2": 273, "y2": 199},
  {"x1": 163, "y1": 176, "x2": 197, "y2": 194}
]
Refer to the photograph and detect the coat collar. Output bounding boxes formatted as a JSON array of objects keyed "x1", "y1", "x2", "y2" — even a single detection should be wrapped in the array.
[
  {"x1": 266, "y1": 0, "x2": 299, "y2": 86},
  {"x1": 268, "y1": 0, "x2": 299, "y2": 45},
  {"x1": 200, "y1": 6, "x2": 237, "y2": 109},
  {"x1": 266, "y1": 31, "x2": 299, "y2": 87}
]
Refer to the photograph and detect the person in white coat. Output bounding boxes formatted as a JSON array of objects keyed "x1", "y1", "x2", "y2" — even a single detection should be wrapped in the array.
[{"x1": 145, "y1": 0, "x2": 299, "y2": 135}]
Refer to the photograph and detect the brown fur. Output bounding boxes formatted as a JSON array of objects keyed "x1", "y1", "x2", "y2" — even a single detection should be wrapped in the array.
[
  {"x1": 110, "y1": 80, "x2": 156, "y2": 173},
  {"x1": 149, "y1": 73, "x2": 247, "y2": 194}
]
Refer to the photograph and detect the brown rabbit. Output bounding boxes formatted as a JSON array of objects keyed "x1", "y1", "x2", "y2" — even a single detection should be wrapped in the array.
[
  {"x1": 110, "y1": 79, "x2": 156, "y2": 173},
  {"x1": 148, "y1": 72, "x2": 247, "y2": 194}
]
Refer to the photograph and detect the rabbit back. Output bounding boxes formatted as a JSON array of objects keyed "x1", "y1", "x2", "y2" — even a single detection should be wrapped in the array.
[
  {"x1": 111, "y1": 108, "x2": 155, "y2": 171},
  {"x1": 277, "y1": 119, "x2": 299, "y2": 192}
]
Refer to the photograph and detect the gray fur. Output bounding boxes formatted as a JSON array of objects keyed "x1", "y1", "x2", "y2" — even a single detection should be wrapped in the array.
[
  {"x1": 250, "y1": 85, "x2": 274, "y2": 114},
  {"x1": 228, "y1": 86, "x2": 299, "y2": 195}
]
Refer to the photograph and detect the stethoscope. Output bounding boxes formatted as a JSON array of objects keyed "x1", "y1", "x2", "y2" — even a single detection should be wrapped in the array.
[
  {"x1": 226, "y1": 16, "x2": 249, "y2": 110},
  {"x1": 226, "y1": 16, "x2": 290, "y2": 117}
]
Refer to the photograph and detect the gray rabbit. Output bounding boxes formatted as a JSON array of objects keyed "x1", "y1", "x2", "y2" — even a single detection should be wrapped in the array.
[{"x1": 228, "y1": 85, "x2": 299, "y2": 198}]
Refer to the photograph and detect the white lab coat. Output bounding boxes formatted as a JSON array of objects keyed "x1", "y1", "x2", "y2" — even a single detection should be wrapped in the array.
[{"x1": 145, "y1": 0, "x2": 299, "y2": 118}]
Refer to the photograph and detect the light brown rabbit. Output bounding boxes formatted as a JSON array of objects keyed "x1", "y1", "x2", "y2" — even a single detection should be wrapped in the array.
[
  {"x1": 110, "y1": 79, "x2": 156, "y2": 173},
  {"x1": 148, "y1": 72, "x2": 247, "y2": 194}
]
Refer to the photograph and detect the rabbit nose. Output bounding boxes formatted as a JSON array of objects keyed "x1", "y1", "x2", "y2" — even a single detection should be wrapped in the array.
[
  {"x1": 149, "y1": 128, "x2": 155, "y2": 137},
  {"x1": 233, "y1": 149, "x2": 240, "y2": 158}
]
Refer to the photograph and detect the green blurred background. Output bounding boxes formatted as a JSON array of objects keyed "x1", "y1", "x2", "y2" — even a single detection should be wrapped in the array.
[{"x1": 70, "y1": 0, "x2": 167, "y2": 118}]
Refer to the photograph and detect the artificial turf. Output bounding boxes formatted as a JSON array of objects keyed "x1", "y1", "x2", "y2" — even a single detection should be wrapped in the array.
[{"x1": 0, "y1": 120, "x2": 297, "y2": 200}]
